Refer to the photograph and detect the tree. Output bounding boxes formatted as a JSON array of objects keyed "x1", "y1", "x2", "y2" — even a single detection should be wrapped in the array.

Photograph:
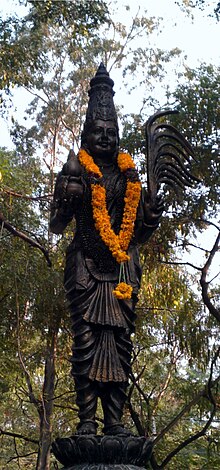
[
  {"x1": 0, "y1": 0, "x2": 108, "y2": 109},
  {"x1": 175, "y1": 0, "x2": 220, "y2": 21}
]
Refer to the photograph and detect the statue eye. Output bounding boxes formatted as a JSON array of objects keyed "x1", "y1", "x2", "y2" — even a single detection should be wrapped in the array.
[
  {"x1": 93, "y1": 127, "x2": 102, "y2": 135},
  {"x1": 107, "y1": 129, "x2": 116, "y2": 137}
]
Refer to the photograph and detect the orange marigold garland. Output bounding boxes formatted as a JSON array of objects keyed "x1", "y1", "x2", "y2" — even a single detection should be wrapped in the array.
[
  {"x1": 91, "y1": 183, "x2": 129, "y2": 264},
  {"x1": 78, "y1": 149, "x2": 102, "y2": 178},
  {"x1": 119, "y1": 181, "x2": 142, "y2": 252},
  {"x1": 117, "y1": 152, "x2": 135, "y2": 171},
  {"x1": 78, "y1": 148, "x2": 141, "y2": 299},
  {"x1": 112, "y1": 282, "x2": 133, "y2": 300}
]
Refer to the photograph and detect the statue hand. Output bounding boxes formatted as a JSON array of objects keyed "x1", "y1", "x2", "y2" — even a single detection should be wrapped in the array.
[
  {"x1": 143, "y1": 191, "x2": 164, "y2": 226},
  {"x1": 66, "y1": 176, "x2": 83, "y2": 199},
  {"x1": 54, "y1": 175, "x2": 83, "y2": 204}
]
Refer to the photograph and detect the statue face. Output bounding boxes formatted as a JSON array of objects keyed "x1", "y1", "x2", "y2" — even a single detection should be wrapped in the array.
[{"x1": 86, "y1": 120, "x2": 118, "y2": 160}]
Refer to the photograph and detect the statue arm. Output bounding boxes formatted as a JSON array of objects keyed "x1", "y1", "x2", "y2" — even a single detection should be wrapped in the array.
[
  {"x1": 134, "y1": 187, "x2": 163, "y2": 244},
  {"x1": 49, "y1": 171, "x2": 83, "y2": 234}
]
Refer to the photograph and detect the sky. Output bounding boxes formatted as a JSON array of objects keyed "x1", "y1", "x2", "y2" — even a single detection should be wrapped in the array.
[
  {"x1": 110, "y1": 0, "x2": 220, "y2": 113},
  {"x1": 117, "y1": 0, "x2": 219, "y2": 65},
  {"x1": 142, "y1": 0, "x2": 219, "y2": 65}
]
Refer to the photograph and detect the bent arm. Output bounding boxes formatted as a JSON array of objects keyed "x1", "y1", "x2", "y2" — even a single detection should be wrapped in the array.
[
  {"x1": 49, "y1": 172, "x2": 75, "y2": 234},
  {"x1": 50, "y1": 201, "x2": 74, "y2": 235},
  {"x1": 134, "y1": 188, "x2": 163, "y2": 244}
]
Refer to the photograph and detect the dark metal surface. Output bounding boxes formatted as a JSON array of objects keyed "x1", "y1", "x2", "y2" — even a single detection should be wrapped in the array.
[
  {"x1": 145, "y1": 109, "x2": 200, "y2": 204},
  {"x1": 52, "y1": 435, "x2": 153, "y2": 468}
]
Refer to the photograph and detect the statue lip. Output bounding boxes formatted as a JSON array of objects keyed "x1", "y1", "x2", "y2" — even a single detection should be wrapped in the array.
[{"x1": 96, "y1": 142, "x2": 110, "y2": 149}]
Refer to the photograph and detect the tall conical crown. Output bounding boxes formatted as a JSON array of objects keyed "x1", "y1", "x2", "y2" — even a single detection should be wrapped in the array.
[{"x1": 85, "y1": 63, "x2": 118, "y2": 126}]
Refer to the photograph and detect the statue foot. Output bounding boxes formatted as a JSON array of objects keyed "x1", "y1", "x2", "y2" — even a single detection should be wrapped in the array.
[
  {"x1": 103, "y1": 423, "x2": 133, "y2": 436},
  {"x1": 76, "y1": 420, "x2": 97, "y2": 435}
]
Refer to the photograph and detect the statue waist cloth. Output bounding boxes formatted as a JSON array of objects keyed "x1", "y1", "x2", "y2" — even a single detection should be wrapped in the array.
[
  {"x1": 64, "y1": 243, "x2": 141, "y2": 330},
  {"x1": 65, "y1": 238, "x2": 142, "y2": 286}
]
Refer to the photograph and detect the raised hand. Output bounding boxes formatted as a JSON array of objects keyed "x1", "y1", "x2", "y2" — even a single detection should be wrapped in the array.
[{"x1": 143, "y1": 190, "x2": 164, "y2": 227}]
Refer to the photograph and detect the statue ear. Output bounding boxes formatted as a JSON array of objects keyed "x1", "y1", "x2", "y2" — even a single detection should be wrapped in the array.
[
  {"x1": 81, "y1": 122, "x2": 92, "y2": 149},
  {"x1": 81, "y1": 129, "x2": 90, "y2": 151},
  {"x1": 116, "y1": 131, "x2": 120, "y2": 146},
  {"x1": 81, "y1": 130, "x2": 86, "y2": 148}
]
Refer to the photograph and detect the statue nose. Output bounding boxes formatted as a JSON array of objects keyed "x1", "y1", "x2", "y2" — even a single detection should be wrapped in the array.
[{"x1": 101, "y1": 129, "x2": 108, "y2": 140}]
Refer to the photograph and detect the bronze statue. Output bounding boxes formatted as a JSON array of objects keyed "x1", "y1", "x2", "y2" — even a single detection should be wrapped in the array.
[{"x1": 50, "y1": 63, "x2": 197, "y2": 438}]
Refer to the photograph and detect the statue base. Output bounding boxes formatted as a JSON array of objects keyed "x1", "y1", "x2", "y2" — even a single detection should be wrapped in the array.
[
  {"x1": 51, "y1": 435, "x2": 153, "y2": 470},
  {"x1": 61, "y1": 466, "x2": 148, "y2": 470}
]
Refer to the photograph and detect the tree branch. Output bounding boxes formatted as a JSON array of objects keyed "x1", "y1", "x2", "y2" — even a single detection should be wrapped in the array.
[
  {"x1": 0, "y1": 212, "x2": 52, "y2": 267},
  {"x1": 155, "y1": 347, "x2": 219, "y2": 468},
  {"x1": 195, "y1": 218, "x2": 220, "y2": 232},
  {"x1": 0, "y1": 428, "x2": 38, "y2": 444},
  {"x1": 152, "y1": 374, "x2": 220, "y2": 447},
  {"x1": 53, "y1": 404, "x2": 78, "y2": 412},
  {"x1": 178, "y1": 241, "x2": 210, "y2": 253},
  {"x1": 7, "y1": 451, "x2": 38, "y2": 464},
  {"x1": 130, "y1": 370, "x2": 150, "y2": 405},
  {"x1": 16, "y1": 295, "x2": 42, "y2": 416},
  {"x1": 159, "y1": 405, "x2": 216, "y2": 468},
  {"x1": 23, "y1": 86, "x2": 49, "y2": 105},
  {"x1": 152, "y1": 346, "x2": 180, "y2": 419},
  {"x1": 126, "y1": 394, "x2": 145, "y2": 436},
  {"x1": 200, "y1": 230, "x2": 220, "y2": 323},
  {"x1": 128, "y1": 369, "x2": 151, "y2": 435},
  {"x1": 1, "y1": 187, "x2": 52, "y2": 201},
  {"x1": 160, "y1": 258, "x2": 202, "y2": 271}
]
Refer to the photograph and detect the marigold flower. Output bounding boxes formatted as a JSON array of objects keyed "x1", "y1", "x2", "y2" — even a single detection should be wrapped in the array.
[
  {"x1": 113, "y1": 282, "x2": 133, "y2": 299},
  {"x1": 117, "y1": 153, "x2": 135, "y2": 172},
  {"x1": 78, "y1": 149, "x2": 102, "y2": 178}
]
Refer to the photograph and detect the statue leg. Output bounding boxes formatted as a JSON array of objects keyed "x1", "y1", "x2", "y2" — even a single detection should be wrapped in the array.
[
  {"x1": 99, "y1": 326, "x2": 133, "y2": 435},
  {"x1": 100, "y1": 382, "x2": 131, "y2": 435},
  {"x1": 71, "y1": 320, "x2": 98, "y2": 434},
  {"x1": 74, "y1": 376, "x2": 98, "y2": 435}
]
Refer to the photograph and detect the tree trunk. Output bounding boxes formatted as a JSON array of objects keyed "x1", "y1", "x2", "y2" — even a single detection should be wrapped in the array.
[{"x1": 36, "y1": 329, "x2": 57, "y2": 470}]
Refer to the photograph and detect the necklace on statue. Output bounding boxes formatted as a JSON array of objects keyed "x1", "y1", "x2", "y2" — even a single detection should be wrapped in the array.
[{"x1": 78, "y1": 148, "x2": 141, "y2": 300}]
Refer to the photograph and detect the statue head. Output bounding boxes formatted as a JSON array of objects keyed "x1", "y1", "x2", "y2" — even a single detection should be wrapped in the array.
[{"x1": 81, "y1": 63, "x2": 119, "y2": 160}]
